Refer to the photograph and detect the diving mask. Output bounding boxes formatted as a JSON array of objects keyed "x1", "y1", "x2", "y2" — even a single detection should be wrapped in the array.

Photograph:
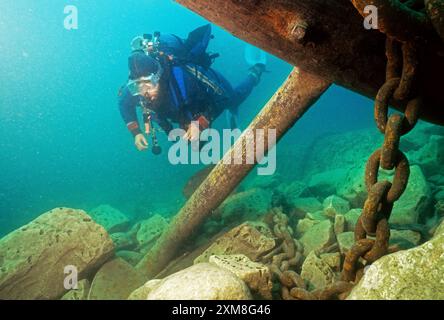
[{"x1": 127, "y1": 72, "x2": 162, "y2": 98}]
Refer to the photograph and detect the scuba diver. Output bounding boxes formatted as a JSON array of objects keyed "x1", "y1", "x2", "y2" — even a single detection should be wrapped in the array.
[{"x1": 118, "y1": 24, "x2": 266, "y2": 153}]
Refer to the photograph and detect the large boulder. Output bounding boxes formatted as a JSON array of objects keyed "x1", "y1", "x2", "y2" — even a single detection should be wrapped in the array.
[
  {"x1": 299, "y1": 220, "x2": 335, "y2": 256},
  {"x1": 323, "y1": 195, "x2": 350, "y2": 219},
  {"x1": 307, "y1": 169, "x2": 348, "y2": 198},
  {"x1": 290, "y1": 197, "x2": 323, "y2": 217},
  {"x1": 410, "y1": 135, "x2": 444, "y2": 177},
  {"x1": 88, "y1": 258, "x2": 145, "y2": 300},
  {"x1": 390, "y1": 165, "x2": 433, "y2": 225},
  {"x1": 130, "y1": 263, "x2": 252, "y2": 300},
  {"x1": 301, "y1": 251, "x2": 336, "y2": 290},
  {"x1": 89, "y1": 205, "x2": 130, "y2": 233},
  {"x1": 216, "y1": 188, "x2": 272, "y2": 223},
  {"x1": 61, "y1": 279, "x2": 90, "y2": 300},
  {"x1": 209, "y1": 254, "x2": 272, "y2": 299},
  {"x1": 347, "y1": 221, "x2": 444, "y2": 300},
  {"x1": 116, "y1": 250, "x2": 143, "y2": 267},
  {"x1": 337, "y1": 164, "x2": 368, "y2": 208},
  {"x1": 0, "y1": 208, "x2": 114, "y2": 299},
  {"x1": 136, "y1": 214, "x2": 168, "y2": 252},
  {"x1": 194, "y1": 222, "x2": 276, "y2": 264}
]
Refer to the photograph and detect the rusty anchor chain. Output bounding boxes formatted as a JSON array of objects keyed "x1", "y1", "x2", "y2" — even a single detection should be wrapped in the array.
[{"x1": 341, "y1": 35, "x2": 423, "y2": 283}]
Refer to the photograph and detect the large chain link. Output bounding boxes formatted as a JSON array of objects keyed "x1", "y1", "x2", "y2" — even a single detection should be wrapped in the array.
[{"x1": 341, "y1": 35, "x2": 422, "y2": 283}]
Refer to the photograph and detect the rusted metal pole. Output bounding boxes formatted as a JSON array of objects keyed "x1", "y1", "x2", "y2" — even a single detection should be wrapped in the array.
[
  {"x1": 175, "y1": 0, "x2": 444, "y2": 125},
  {"x1": 136, "y1": 69, "x2": 331, "y2": 278}
]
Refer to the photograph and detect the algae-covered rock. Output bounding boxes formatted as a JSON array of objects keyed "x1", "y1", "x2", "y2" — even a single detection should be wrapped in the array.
[
  {"x1": 307, "y1": 169, "x2": 348, "y2": 197},
  {"x1": 323, "y1": 195, "x2": 350, "y2": 219},
  {"x1": 89, "y1": 204, "x2": 130, "y2": 233},
  {"x1": 334, "y1": 214, "x2": 345, "y2": 235},
  {"x1": 209, "y1": 254, "x2": 272, "y2": 299},
  {"x1": 111, "y1": 232, "x2": 137, "y2": 251},
  {"x1": 337, "y1": 232, "x2": 355, "y2": 254},
  {"x1": 337, "y1": 165, "x2": 367, "y2": 208},
  {"x1": 320, "y1": 252, "x2": 341, "y2": 272},
  {"x1": 411, "y1": 135, "x2": 444, "y2": 177},
  {"x1": 347, "y1": 222, "x2": 444, "y2": 300},
  {"x1": 128, "y1": 279, "x2": 162, "y2": 300},
  {"x1": 301, "y1": 251, "x2": 336, "y2": 290},
  {"x1": 389, "y1": 230, "x2": 421, "y2": 249},
  {"x1": 290, "y1": 197, "x2": 323, "y2": 216},
  {"x1": 217, "y1": 188, "x2": 272, "y2": 223},
  {"x1": 136, "y1": 214, "x2": 168, "y2": 250},
  {"x1": 390, "y1": 165, "x2": 433, "y2": 225},
  {"x1": 133, "y1": 263, "x2": 252, "y2": 300},
  {"x1": 88, "y1": 258, "x2": 145, "y2": 300},
  {"x1": 344, "y1": 209, "x2": 362, "y2": 232},
  {"x1": 300, "y1": 219, "x2": 335, "y2": 256},
  {"x1": 61, "y1": 279, "x2": 90, "y2": 300},
  {"x1": 116, "y1": 250, "x2": 143, "y2": 267},
  {"x1": 296, "y1": 218, "x2": 320, "y2": 236},
  {"x1": 194, "y1": 222, "x2": 276, "y2": 264},
  {"x1": 0, "y1": 207, "x2": 114, "y2": 300}
]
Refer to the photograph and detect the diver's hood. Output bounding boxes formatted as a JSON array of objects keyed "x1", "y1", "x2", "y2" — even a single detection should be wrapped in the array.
[{"x1": 128, "y1": 52, "x2": 161, "y2": 80}]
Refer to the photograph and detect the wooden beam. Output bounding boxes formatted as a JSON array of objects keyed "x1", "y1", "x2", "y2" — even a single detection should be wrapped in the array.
[
  {"x1": 176, "y1": 0, "x2": 444, "y2": 125},
  {"x1": 136, "y1": 68, "x2": 331, "y2": 278}
]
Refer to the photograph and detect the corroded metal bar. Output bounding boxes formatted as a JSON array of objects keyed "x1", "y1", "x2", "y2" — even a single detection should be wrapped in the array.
[{"x1": 136, "y1": 69, "x2": 331, "y2": 278}]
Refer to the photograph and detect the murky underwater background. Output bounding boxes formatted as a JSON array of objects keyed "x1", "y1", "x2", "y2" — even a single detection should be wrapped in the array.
[{"x1": 0, "y1": 0, "x2": 434, "y2": 237}]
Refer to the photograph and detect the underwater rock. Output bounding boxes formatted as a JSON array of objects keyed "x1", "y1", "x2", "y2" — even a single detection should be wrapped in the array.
[
  {"x1": 132, "y1": 263, "x2": 252, "y2": 300},
  {"x1": 299, "y1": 219, "x2": 335, "y2": 256},
  {"x1": 88, "y1": 258, "x2": 145, "y2": 300},
  {"x1": 389, "y1": 230, "x2": 421, "y2": 249},
  {"x1": 302, "y1": 129, "x2": 381, "y2": 179},
  {"x1": 136, "y1": 214, "x2": 168, "y2": 251},
  {"x1": 209, "y1": 254, "x2": 272, "y2": 299},
  {"x1": 334, "y1": 214, "x2": 345, "y2": 235},
  {"x1": 245, "y1": 173, "x2": 282, "y2": 190},
  {"x1": 90, "y1": 204, "x2": 130, "y2": 233},
  {"x1": 0, "y1": 207, "x2": 114, "y2": 300},
  {"x1": 434, "y1": 219, "x2": 444, "y2": 237},
  {"x1": 320, "y1": 252, "x2": 342, "y2": 273},
  {"x1": 301, "y1": 251, "x2": 336, "y2": 291},
  {"x1": 390, "y1": 165, "x2": 433, "y2": 225},
  {"x1": 435, "y1": 188, "x2": 444, "y2": 201},
  {"x1": 276, "y1": 180, "x2": 307, "y2": 200},
  {"x1": 337, "y1": 232, "x2": 355, "y2": 254},
  {"x1": 296, "y1": 218, "x2": 320, "y2": 237},
  {"x1": 306, "y1": 211, "x2": 329, "y2": 221},
  {"x1": 429, "y1": 174, "x2": 444, "y2": 186},
  {"x1": 194, "y1": 222, "x2": 276, "y2": 264},
  {"x1": 61, "y1": 279, "x2": 90, "y2": 300},
  {"x1": 344, "y1": 209, "x2": 362, "y2": 232},
  {"x1": 116, "y1": 250, "x2": 143, "y2": 267},
  {"x1": 111, "y1": 232, "x2": 137, "y2": 251},
  {"x1": 216, "y1": 188, "x2": 272, "y2": 224},
  {"x1": 347, "y1": 222, "x2": 444, "y2": 300},
  {"x1": 410, "y1": 135, "x2": 444, "y2": 177},
  {"x1": 128, "y1": 279, "x2": 162, "y2": 300},
  {"x1": 290, "y1": 197, "x2": 323, "y2": 217},
  {"x1": 337, "y1": 165, "x2": 367, "y2": 208},
  {"x1": 307, "y1": 169, "x2": 348, "y2": 198},
  {"x1": 323, "y1": 195, "x2": 350, "y2": 219}
]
